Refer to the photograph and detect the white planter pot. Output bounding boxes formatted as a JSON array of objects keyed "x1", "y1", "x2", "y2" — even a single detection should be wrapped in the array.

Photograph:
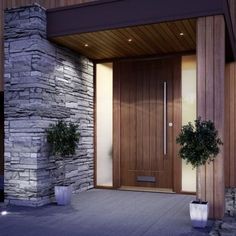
[
  {"x1": 189, "y1": 201, "x2": 209, "y2": 228},
  {"x1": 55, "y1": 185, "x2": 72, "y2": 205}
]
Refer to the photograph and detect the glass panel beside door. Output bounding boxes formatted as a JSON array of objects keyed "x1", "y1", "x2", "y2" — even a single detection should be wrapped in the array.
[{"x1": 96, "y1": 63, "x2": 113, "y2": 187}]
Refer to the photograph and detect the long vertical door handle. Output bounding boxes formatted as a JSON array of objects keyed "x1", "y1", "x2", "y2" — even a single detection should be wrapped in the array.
[{"x1": 163, "y1": 81, "x2": 167, "y2": 156}]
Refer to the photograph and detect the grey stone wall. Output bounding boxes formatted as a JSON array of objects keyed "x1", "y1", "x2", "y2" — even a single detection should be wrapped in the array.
[
  {"x1": 4, "y1": 4, "x2": 94, "y2": 206},
  {"x1": 225, "y1": 188, "x2": 236, "y2": 217}
]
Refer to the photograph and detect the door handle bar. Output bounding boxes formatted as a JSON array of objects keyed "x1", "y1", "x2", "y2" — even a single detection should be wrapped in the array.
[{"x1": 164, "y1": 81, "x2": 167, "y2": 156}]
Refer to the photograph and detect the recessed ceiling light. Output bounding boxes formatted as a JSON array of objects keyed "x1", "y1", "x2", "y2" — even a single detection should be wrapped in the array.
[
  {"x1": 179, "y1": 32, "x2": 184, "y2": 36},
  {"x1": 128, "y1": 38, "x2": 132, "y2": 42},
  {"x1": 84, "y1": 44, "x2": 89, "y2": 47},
  {"x1": 1, "y1": 211, "x2": 8, "y2": 216}
]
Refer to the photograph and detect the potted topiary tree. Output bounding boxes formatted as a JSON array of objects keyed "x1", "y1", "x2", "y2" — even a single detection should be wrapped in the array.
[
  {"x1": 176, "y1": 117, "x2": 223, "y2": 228},
  {"x1": 46, "y1": 120, "x2": 80, "y2": 205}
]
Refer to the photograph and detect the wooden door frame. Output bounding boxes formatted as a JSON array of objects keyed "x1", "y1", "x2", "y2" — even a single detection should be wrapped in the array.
[{"x1": 112, "y1": 56, "x2": 182, "y2": 193}]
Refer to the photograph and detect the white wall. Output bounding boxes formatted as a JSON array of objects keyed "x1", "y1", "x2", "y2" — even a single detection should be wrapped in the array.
[
  {"x1": 181, "y1": 55, "x2": 197, "y2": 192},
  {"x1": 96, "y1": 63, "x2": 113, "y2": 187}
]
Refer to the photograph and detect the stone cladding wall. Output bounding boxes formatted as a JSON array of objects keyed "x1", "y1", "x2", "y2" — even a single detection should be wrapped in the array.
[
  {"x1": 225, "y1": 188, "x2": 236, "y2": 217},
  {"x1": 4, "y1": 4, "x2": 94, "y2": 206}
]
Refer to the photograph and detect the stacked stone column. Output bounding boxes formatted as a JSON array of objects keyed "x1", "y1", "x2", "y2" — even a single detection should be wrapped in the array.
[{"x1": 4, "y1": 5, "x2": 94, "y2": 206}]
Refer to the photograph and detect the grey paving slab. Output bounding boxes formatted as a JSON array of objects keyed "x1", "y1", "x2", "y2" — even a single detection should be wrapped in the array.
[{"x1": 0, "y1": 189, "x2": 213, "y2": 236}]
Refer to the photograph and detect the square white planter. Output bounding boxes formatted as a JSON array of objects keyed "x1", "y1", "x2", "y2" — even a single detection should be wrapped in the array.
[
  {"x1": 55, "y1": 185, "x2": 72, "y2": 205},
  {"x1": 189, "y1": 201, "x2": 209, "y2": 228}
]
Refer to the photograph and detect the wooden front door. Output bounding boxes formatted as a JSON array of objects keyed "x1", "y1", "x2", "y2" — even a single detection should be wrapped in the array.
[{"x1": 113, "y1": 57, "x2": 181, "y2": 190}]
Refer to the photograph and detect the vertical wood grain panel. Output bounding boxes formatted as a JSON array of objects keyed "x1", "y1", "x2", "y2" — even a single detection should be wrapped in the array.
[
  {"x1": 142, "y1": 62, "x2": 150, "y2": 171},
  {"x1": 197, "y1": 15, "x2": 225, "y2": 219},
  {"x1": 149, "y1": 63, "x2": 158, "y2": 172},
  {"x1": 213, "y1": 15, "x2": 225, "y2": 219},
  {"x1": 229, "y1": 62, "x2": 235, "y2": 187},
  {"x1": 120, "y1": 62, "x2": 130, "y2": 186},
  {"x1": 173, "y1": 57, "x2": 182, "y2": 193},
  {"x1": 165, "y1": 60, "x2": 173, "y2": 188},
  {"x1": 136, "y1": 62, "x2": 143, "y2": 172},
  {"x1": 196, "y1": 17, "x2": 206, "y2": 204},
  {"x1": 113, "y1": 61, "x2": 121, "y2": 188},
  {"x1": 224, "y1": 64, "x2": 230, "y2": 187},
  {"x1": 225, "y1": 62, "x2": 236, "y2": 188},
  {"x1": 129, "y1": 62, "x2": 136, "y2": 172},
  {"x1": 205, "y1": 16, "x2": 214, "y2": 218},
  {"x1": 114, "y1": 58, "x2": 181, "y2": 190}
]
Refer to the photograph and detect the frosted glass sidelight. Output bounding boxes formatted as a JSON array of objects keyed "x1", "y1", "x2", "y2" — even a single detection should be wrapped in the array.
[
  {"x1": 96, "y1": 63, "x2": 113, "y2": 187},
  {"x1": 181, "y1": 56, "x2": 197, "y2": 192}
]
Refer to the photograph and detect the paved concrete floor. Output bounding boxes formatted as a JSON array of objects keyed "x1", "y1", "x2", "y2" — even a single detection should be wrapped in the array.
[{"x1": 0, "y1": 189, "x2": 212, "y2": 236}]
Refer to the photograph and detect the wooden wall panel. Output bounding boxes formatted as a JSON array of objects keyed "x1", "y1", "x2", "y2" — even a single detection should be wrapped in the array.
[
  {"x1": 173, "y1": 57, "x2": 182, "y2": 193},
  {"x1": 113, "y1": 61, "x2": 121, "y2": 188},
  {"x1": 225, "y1": 62, "x2": 236, "y2": 188},
  {"x1": 197, "y1": 15, "x2": 225, "y2": 219},
  {"x1": 213, "y1": 15, "x2": 225, "y2": 219}
]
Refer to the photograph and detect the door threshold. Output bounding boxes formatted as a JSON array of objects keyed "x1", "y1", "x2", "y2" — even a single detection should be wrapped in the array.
[{"x1": 119, "y1": 186, "x2": 175, "y2": 194}]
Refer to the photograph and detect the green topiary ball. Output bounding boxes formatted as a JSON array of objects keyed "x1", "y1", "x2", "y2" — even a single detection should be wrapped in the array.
[
  {"x1": 46, "y1": 120, "x2": 80, "y2": 157},
  {"x1": 176, "y1": 117, "x2": 223, "y2": 168}
]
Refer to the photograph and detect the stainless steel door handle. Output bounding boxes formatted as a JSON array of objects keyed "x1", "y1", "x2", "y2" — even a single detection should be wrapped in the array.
[{"x1": 164, "y1": 81, "x2": 167, "y2": 156}]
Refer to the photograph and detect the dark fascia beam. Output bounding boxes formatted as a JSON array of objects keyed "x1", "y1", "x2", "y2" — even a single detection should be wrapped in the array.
[
  {"x1": 46, "y1": 0, "x2": 224, "y2": 36},
  {"x1": 223, "y1": 0, "x2": 236, "y2": 62},
  {"x1": 47, "y1": 0, "x2": 236, "y2": 61}
]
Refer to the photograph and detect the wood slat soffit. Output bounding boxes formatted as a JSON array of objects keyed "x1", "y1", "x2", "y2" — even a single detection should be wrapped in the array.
[
  {"x1": 47, "y1": 0, "x2": 236, "y2": 61},
  {"x1": 51, "y1": 19, "x2": 196, "y2": 60}
]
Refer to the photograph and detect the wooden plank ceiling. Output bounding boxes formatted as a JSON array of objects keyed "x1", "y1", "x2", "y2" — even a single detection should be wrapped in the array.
[{"x1": 51, "y1": 19, "x2": 196, "y2": 60}]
